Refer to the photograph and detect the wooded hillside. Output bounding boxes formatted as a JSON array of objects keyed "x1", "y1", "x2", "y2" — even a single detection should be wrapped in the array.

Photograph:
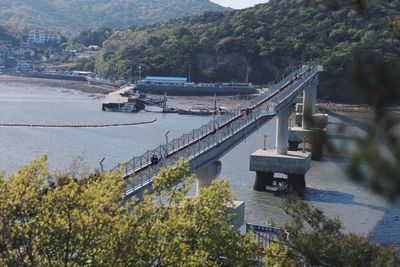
[
  {"x1": 0, "y1": 0, "x2": 226, "y2": 33},
  {"x1": 95, "y1": 0, "x2": 400, "y2": 102}
]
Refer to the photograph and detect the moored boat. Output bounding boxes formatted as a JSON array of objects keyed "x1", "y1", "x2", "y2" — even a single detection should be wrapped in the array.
[
  {"x1": 104, "y1": 103, "x2": 138, "y2": 113},
  {"x1": 178, "y1": 104, "x2": 212, "y2": 116},
  {"x1": 136, "y1": 76, "x2": 258, "y2": 96}
]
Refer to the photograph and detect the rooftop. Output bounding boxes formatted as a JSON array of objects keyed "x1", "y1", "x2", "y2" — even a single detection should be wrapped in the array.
[{"x1": 145, "y1": 76, "x2": 187, "y2": 82}]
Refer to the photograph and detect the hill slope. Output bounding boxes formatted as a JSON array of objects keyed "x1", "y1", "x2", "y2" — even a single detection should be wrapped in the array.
[
  {"x1": 0, "y1": 0, "x2": 226, "y2": 33},
  {"x1": 95, "y1": 0, "x2": 400, "y2": 102},
  {"x1": 0, "y1": 24, "x2": 23, "y2": 44}
]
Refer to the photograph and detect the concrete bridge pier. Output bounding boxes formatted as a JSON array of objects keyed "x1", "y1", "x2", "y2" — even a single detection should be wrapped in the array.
[
  {"x1": 294, "y1": 78, "x2": 328, "y2": 128},
  {"x1": 302, "y1": 79, "x2": 317, "y2": 130},
  {"x1": 276, "y1": 105, "x2": 292, "y2": 155},
  {"x1": 294, "y1": 103, "x2": 303, "y2": 126},
  {"x1": 250, "y1": 106, "x2": 311, "y2": 192},
  {"x1": 195, "y1": 160, "x2": 222, "y2": 195},
  {"x1": 195, "y1": 160, "x2": 245, "y2": 229},
  {"x1": 289, "y1": 77, "x2": 328, "y2": 160},
  {"x1": 253, "y1": 172, "x2": 274, "y2": 191}
]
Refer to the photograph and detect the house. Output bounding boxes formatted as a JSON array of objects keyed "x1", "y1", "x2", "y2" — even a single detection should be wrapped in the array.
[
  {"x1": 27, "y1": 29, "x2": 62, "y2": 44},
  {"x1": 0, "y1": 40, "x2": 12, "y2": 47},
  {"x1": 88, "y1": 45, "x2": 100, "y2": 51},
  {"x1": 15, "y1": 44, "x2": 36, "y2": 58}
]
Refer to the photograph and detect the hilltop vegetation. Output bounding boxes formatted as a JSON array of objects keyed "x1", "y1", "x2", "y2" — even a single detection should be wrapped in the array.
[
  {"x1": 0, "y1": 24, "x2": 23, "y2": 44},
  {"x1": 0, "y1": 0, "x2": 226, "y2": 33},
  {"x1": 95, "y1": 0, "x2": 400, "y2": 102}
]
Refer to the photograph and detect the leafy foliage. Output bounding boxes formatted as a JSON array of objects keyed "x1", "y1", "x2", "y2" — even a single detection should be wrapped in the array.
[
  {"x1": 72, "y1": 27, "x2": 113, "y2": 47},
  {"x1": 0, "y1": 157, "x2": 256, "y2": 266},
  {"x1": 96, "y1": 0, "x2": 399, "y2": 102},
  {"x1": 331, "y1": 55, "x2": 400, "y2": 201},
  {"x1": 0, "y1": 24, "x2": 23, "y2": 44},
  {"x1": 264, "y1": 195, "x2": 400, "y2": 266},
  {"x1": 0, "y1": 0, "x2": 226, "y2": 34}
]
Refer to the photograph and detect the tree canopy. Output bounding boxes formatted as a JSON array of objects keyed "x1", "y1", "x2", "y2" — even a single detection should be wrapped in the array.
[
  {"x1": 264, "y1": 196, "x2": 400, "y2": 266},
  {"x1": 0, "y1": 156, "x2": 256, "y2": 266},
  {"x1": 0, "y1": 24, "x2": 23, "y2": 44}
]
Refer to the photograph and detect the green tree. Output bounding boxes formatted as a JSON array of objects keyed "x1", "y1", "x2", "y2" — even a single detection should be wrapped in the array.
[
  {"x1": 264, "y1": 196, "x2": 400, "y2": 267},
  {"x1": 73, "y1": 28, "x2": 113, "y2": 47},
  {"x1": 74, "y1": 57, "x2": 95, "y2": 71},
  {"x1": 0, "y1": 156, "x2": 256, "y2": 266}
]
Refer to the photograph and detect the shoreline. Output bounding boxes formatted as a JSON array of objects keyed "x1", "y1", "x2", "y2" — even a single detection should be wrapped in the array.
[
  {"x1": 319, "y1": 102, "x2": 372, "y2": 113},
  {"x1": 0, "y1": 74, "x2": 245, "y2": 109},
  {"x1": 319, "y1": 102, "x2": 400, "y2": 113},
  {"x1": 0, "y1": 75, "x2": 116, "y2": 94},
  {"x1": 2, "y1": 75, "x2": 398, "y2": 114}
]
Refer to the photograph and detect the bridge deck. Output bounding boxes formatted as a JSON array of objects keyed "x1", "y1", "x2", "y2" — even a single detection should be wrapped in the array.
[{"x1": 110, "y1": 65, "x2": 323, "y2": 198}]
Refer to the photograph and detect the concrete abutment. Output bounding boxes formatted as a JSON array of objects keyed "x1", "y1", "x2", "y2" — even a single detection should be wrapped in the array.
[
  {"x1": 249, "y1": 72, "x2": 328, "y2": 192},
  {"x1": 250, "y1": 150, "x2": 311, "y2": 192}
]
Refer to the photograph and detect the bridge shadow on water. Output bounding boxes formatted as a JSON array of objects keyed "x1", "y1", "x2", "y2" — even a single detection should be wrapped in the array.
[
  {"x1": 326, "y1": 133, "x2": 357, "y2": 141},
  {"x1": 302, "y1": 188, "x2": 386, "y2": 212},
  {"x1": 317, "y1": 155, "x2": 352, "y2": 164},
  {"x1": 368, "y1": 197, "x2": 400, "y2": 246}
]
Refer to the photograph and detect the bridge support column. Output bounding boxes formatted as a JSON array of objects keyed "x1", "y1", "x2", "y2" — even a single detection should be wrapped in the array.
[
  {"x1": 253, "y1": 172, "x2": 274, "y2": 191},
  {"x1": 195, "y1": 161, "x2": 245, "y2": 229},
  {"x1": 276, "y1": 106, "x2": 292, "y2": 155},
  {"x1": 302, "y1": 78, "x2": 317, "y2": 130},
  {"x1": 250, "y1": 105, "x2": 310, "y2": 192},
  {"x1": 290, "y1": 76, "x2": 328, "y2": 160},
  {"x1": 195, "y1": 161, "x2": 222, "y2": 195}
]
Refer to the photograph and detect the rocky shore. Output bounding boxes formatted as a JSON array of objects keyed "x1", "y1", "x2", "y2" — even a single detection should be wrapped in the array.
[{"x1": 0, "y1": 75, "x2": 115, "y2": 94}]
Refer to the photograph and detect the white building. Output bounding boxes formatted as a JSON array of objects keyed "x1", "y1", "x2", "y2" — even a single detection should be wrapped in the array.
[{"x1": 27, "y1": 29, "x2": 62, "y2": 44}]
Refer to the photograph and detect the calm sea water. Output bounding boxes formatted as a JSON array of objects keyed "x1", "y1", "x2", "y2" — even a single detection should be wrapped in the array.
[{"x1": 0, "y1": 81, "x2": 398, "y2": 245}]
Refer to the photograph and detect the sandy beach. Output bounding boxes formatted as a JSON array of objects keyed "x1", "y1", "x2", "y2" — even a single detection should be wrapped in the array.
[{"x1": 0, "y1": 75, "x2": 115, "y2": 94}]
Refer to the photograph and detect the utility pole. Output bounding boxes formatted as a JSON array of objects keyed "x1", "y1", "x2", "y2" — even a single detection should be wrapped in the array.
[
  {"x1": 165, "y1": 130, "x2": 170, "y2": 156},
  {"x1": 245, "y1": 65, "x2": 249, "y2": 84},
  {"x1": 213, "y1": 94, "x2": 217, "y2": 116},
  {"x1": 129, "y1": 65, "x2": 132, "y2": 84},
  {"x1": 188, "y1": 64, "x2": 191, "y2": 83}
]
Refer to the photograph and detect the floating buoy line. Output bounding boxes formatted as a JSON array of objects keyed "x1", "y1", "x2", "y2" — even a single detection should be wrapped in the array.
[{"x1": 0, "y1": 117, "x2": 157, "y2": 128}]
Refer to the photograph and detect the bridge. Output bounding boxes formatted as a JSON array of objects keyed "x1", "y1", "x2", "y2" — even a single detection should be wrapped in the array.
[{"x1": 111, "y1": 64, "x2": 324, "y2": 199}]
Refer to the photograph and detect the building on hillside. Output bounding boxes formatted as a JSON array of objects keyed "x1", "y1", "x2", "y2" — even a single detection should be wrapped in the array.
[
  {"x1": 88, "y1": 45, "x2": 100, "y2": 51},
  {"x1": 27, "y1": 29, "x2": 62, "y2": 44},
  {"x1": 15, "y1": 43, "x2": 36, "y2": 58}
]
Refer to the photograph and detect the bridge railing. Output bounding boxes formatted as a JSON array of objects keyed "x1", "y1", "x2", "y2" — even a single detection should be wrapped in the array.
[
  {"x1": 116, "y1": 65, "x2": 322, "y2": 197},
  {"x1": 117, "y1": 65, "x2": 311, "y2": 176},
  {"x1": 249, "y1": 65, "x2": 310, "y2": 109},
  {"x1": 114, "y1": 107, "x2": 243, "y2": 176},
  {"x1": 123, "y1": 102, "x2": 277, "y2": 196},
  {"x1": 273, "y1": 66, "x2": 320, "y2": 113}
]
